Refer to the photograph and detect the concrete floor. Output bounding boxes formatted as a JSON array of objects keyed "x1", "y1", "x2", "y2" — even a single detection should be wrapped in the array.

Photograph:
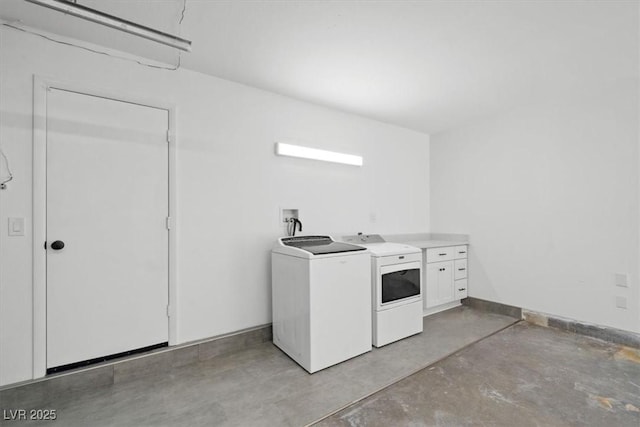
[
  {"x1": 317, "y1": 322, "x2": 640, "y2": 427},
  {"x1": 0, "y1": 306, "x2": 516, "y2": 426}
]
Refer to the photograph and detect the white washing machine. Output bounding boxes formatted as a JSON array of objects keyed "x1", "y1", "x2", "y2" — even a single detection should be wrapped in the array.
[
  {"x1": 343, "y1": 234, "x2": 423, "y2": 347},
  {"x1": 271, "y1": 236, "x2": 372, "y2": 373}
]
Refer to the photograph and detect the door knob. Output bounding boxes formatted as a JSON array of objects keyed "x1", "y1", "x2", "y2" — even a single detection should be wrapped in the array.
[{"x1": 51, "y1": 240, "x2": 65, "y2": 250}]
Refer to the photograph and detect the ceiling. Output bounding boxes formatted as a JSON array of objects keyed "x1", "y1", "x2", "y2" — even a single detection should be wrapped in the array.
[{"x1": 0, "y1": 0, "x2": 637, "y2": 134}]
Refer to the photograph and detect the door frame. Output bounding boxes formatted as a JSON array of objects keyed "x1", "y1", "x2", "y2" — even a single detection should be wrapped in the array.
[{"x1": 32, "y1": 76, "x2": 178, "y2": 379}]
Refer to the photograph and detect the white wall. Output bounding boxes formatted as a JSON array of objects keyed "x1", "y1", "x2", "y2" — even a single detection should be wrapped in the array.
[
  {"x1": 431, "y1": 83, "x2": 639, "y2": 333},
  {"x1": 0, "y1": 27, "x2": 430, "y2": 386}
]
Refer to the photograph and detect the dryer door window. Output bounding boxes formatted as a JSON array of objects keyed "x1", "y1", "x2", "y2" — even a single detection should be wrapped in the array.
[{"x1": 381, "y1": 267, "x2": 420, "y2": 304}]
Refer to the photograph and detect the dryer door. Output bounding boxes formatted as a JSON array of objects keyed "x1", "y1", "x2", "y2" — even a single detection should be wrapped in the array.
[{"x1": 379, "y1": 261, "x2": 421, "y2": 309}]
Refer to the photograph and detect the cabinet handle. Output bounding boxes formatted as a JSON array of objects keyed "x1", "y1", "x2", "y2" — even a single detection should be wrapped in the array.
[
  {"x1": 438, "y1": 253, "x2": 446, "y2": 256},
  {"x1": 458, "y1": 251, "x2": 466, "y2": 254},
  {"x1": 458, "y1": 268, "x2": 466, "y2": 271},
  {"x1": 458, "y1": 288, "x2": 466, "y2": 291}
]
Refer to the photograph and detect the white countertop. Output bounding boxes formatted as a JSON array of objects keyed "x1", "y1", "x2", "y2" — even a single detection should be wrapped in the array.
[
  {"x1": 382, "y1": 233, "x2": 469, "y2": 249},
  {"x1": 397, "y1": 239, "x2": 469, "y2": 249}
]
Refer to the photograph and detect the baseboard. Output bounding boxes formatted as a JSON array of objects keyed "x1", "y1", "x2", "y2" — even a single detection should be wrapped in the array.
[
  {"x1": 423, "y1": 301, "x2": 461, "y2": 317},
  {"x1": 0, "y1": 324, "x2": 272, "y2": 392},
  {"x1": 523, "y1": 310, "x2": 640, "y2": 349},
  {"x1": 462, "y1": 296, "x2": 640, "y2": 349},
  {"x1": 461, "y1": 297, "x2": 522, "y2": 319}
]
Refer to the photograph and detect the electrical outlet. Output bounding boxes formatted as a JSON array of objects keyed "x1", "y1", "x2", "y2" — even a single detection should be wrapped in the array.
[
  {"x1": 615, "y1": 296, "x2": 627, "y2": 309},
  {"x1": 614, "y1": 273, "x2": 628, "y2": 288},
  {"x1": 8, "y1": 217, "x2": 25, "y2": 236}
]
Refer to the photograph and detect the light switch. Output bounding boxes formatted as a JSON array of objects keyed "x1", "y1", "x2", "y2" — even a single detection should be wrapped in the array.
[{"x1": 8, "y1": 217, "x2": 25, "y2": 236}]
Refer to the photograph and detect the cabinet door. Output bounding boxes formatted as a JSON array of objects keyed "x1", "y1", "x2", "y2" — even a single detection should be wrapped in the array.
[
  {"x1": 426, "y1": 247, "x2": 454, "y2": 263},
  {"x1": 455, "y1": 279, "x2": 468, "y2": 299},
  {"x1": 454, "y1": 259, "x2": 467, "y2": 280},
  {"x1": 425, "y1": 263, "x2": 440, "y2": 309},
  {"x1": 437, "y1": 261, "x2": 454, "y2": 304},
  {"x1": 425, "y1": 261, "x2": 454, "y2": 308},
  {"x1": 454, "y1": 245, "x2": 468, "y2": 259}
]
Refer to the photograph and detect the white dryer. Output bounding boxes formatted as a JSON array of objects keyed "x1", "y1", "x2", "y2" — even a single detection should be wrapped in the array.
[
  {"x1": 271, "y1": 236, "x2": 372, "y2": 373},
  {"x1": 343, "y1": 234, "x2": 423, "y2": 347}
]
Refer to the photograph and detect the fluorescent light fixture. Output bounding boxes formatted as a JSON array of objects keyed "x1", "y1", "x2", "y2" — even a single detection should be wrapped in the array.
[
  {"x1": 275, "y1": 142, "x2": 363, "y2": 166},
  {"x1": 25, "y1": 0, "x2": 192, "y2": 52}
]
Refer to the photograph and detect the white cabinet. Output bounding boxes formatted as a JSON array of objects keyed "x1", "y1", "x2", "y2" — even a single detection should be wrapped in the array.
[
  {"x1": 425, "y1": 261, "x2": 454, "y2": 308},
  {"x1": 454, "y1": 245, "x2": 468, "y2": 259},
  {"x1": 426, "y1": 247, "x2": 454, "y2": 263},
  {"x1": 454, "y1": 259, "x2": 467, "y2": 280},
  {"x1": 424, "y1": 245, "x2": 468, "y2": 310},
  {"x1": 455, "y1": 279, "x2": 468, "y2": 300}
]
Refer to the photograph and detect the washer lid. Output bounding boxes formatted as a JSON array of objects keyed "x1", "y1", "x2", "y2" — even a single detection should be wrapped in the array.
[{"x1": 281, "y1": 236, "x2": 367, "y2": 255}]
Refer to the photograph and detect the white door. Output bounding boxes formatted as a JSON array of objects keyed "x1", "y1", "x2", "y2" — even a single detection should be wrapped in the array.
[
  {"x1": 46, "y1": 88, "x2": 169, "y2": 370},
  {"x1": 437, "y1": 261, "x2": 454, "y2": 304},
  {"x1": 425, "y1": 261, "x2": 454, "y2": 308},
  {"x1": 425, "y1": 263, "x2": 440, "y2": 308}
]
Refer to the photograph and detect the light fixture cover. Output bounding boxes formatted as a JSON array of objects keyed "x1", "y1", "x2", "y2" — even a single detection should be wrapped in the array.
[
  {"x1": 25, "y1": 0, "x2": 192, "y2": 52},
  {"x1": 275, "y1": 143, "x2": 363, "y2": 166}
]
